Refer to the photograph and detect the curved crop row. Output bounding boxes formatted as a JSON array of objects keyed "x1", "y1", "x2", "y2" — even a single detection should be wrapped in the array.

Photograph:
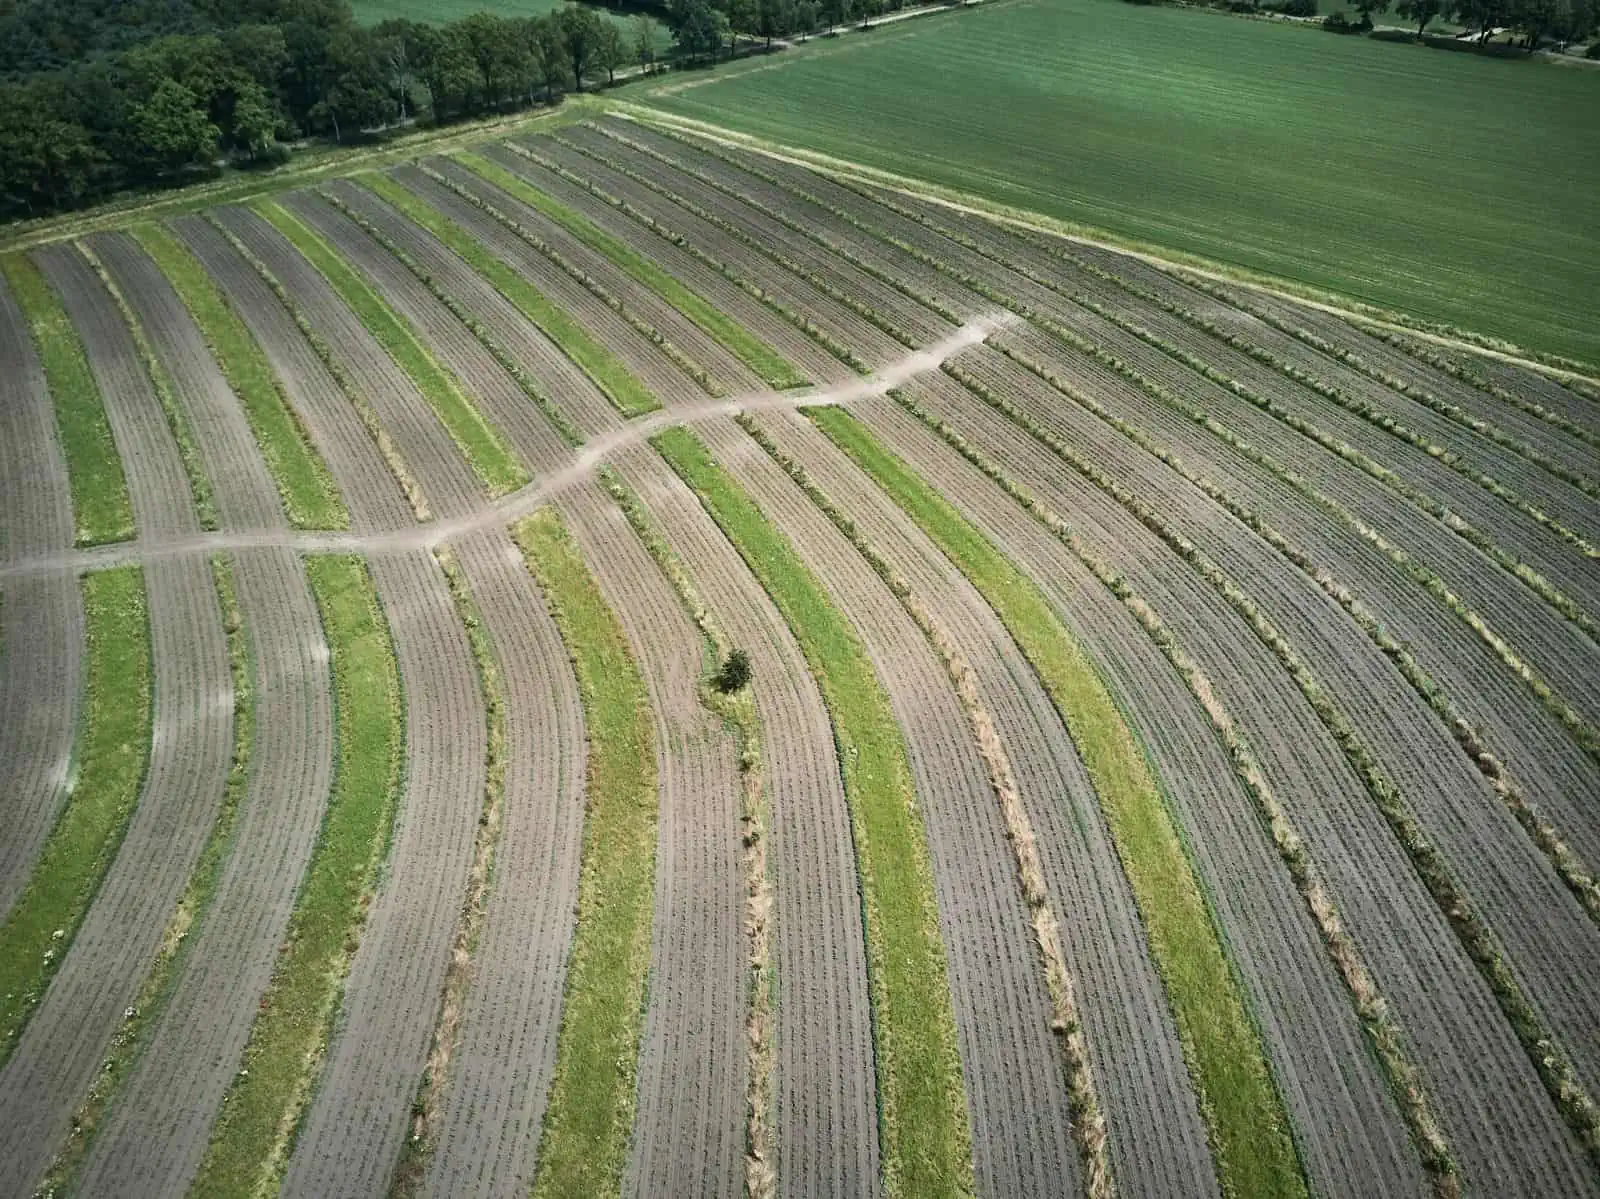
[
  {"x1": 785, "y1": 405, "x2": 1311, "y2": 1199},
  {"x1": 973, "y1": 344, "x2": 1600, "y2": 917},
  {"x1": 188, "y1": 553, "x2": 403, "y2": 1198},
  {"x1": 460, "y1": 150, "x2": 806, "y2": 390},
  {"x1": 130, "y1": 223, "x2": 347, "y2": 530},
  {"x1": 735, "y1": 414, "x2": 1113, "y2": 1197},
  {"x1": 412, "y1": 161, "x2": 724, "y2": 399},
  {"x1": 553, "y1": 129, "x2": 924, "y2": 354},
  {"x1": 499, "y1": 140, "x2": 870, "y2": 374},
  {"x1": 511, "y1": 508, "x2": 658, "y2": 1199},
  {"x1": 316, "y1": 185, "x2": 584, "y2": 448},
  {"x1": 0, "y1": 254, "x2": 134, "y2": 545},
  {"x1": 1187, "y1": 283, "x2": 1600, "y2": 497},
  {"x1": 250, "y1": 199, "x2": 527, "y2": 495},
  {"x1": 598, "y1": 466, "x2": 776, "y2": 1197},
  {"x1": 0, "y1": 566, "x2": 150, "y2": 1068},
  {"x1": 711, "y1": 143, "x2": 1599, "y2": 634},
  {"x1": 654, "y1": 425, "x2": 974, "y2": 1198},
  {"x1": 203, "y1": 214, "x2": 431, "y2": 520},
  {"x1": 884, "y1": 391, "x2": 1465, "y2": 1193},
  {"x1": 37, "y1": 556, "x2": 254, "y2": 1194},
  {"x1": 389, "y1": 547, "x2": 509, "y2": 1196},
  {"x1": 940, "y1": 364, "x2": 1600, "y2": 1161},
  {"x1": 358, "y1": 173, "x2": 659, "y2": 419}
]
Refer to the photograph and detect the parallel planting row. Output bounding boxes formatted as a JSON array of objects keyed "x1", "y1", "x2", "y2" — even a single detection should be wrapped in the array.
[{"x1": 0, "y1": 109, "x2": 1597, "y2": 1199}]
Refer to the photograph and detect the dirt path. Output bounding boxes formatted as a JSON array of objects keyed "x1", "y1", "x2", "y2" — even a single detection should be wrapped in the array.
[{"x1": 0, "y1": 319, "x2": 1001, "y2": 584}]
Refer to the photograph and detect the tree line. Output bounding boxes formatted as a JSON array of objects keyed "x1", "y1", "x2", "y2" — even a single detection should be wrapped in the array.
[
  {"x1": 1136, "y1": 0, "x2": 1596, "y2": 47},
  {"x1": 0, "y1": 0, "x2": 933, "y2": 221}
]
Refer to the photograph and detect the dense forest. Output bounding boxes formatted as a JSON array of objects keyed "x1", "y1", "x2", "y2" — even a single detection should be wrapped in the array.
[{"x1": 0, "y1": 0, "x2": 883, "y2": 220}]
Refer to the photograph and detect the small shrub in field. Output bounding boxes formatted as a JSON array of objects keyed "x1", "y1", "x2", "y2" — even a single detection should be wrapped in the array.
[{"x1": 715, "y1": 649, "x2": 753, "y2": 693}]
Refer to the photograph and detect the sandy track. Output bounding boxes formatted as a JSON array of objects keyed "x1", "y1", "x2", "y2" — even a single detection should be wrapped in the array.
[
  {"x1": 560, "y1": 484, "x2": 746, "y2": 1198},
  {"x1": 0, "y1": 272, "x2": 83, "y2": 913},
  {"x1": 748, "y1": 412, "x2": 1228, "y2": 1196},
  {"x1": 66, "y1": 231, "x2": 336, "y2": 1197},
  {"x1": 520, "y1": 134, "x2": 906, "y2": 369},
  {"x1": 693, "y1": 415, "x2": 1093, "y2": 1198},
  {"x1": 424, "y1": 156, "x2": 767, "y2": 395},
  {"x1": 419, "y1": 526, "x2": 585, "y2": 1198},
  {"x1": 844, "y1": 394, "x2": 1426, "y2": 1196},
  {"x1": 612, "y1": 442, "x2": 880, "y2": 1198},
  {"x1": 897, "y1": 369, "x2": 1596, "y2": 1193},
  {"x1": 565, "y1": 125, "x2": 953, "y2": 353},
  {"x1": 213, "y1": 204, "x2": 487, "y2": 520},
  {"x1": 992, "y1": 320, "x2": 1600, "y2": 865},
  {"x1": 477, "y1": 142, "x2": 850, "y2": 388},
  {"x1": 0, "y1": 245, "x2": 232, "y2": 1196}
]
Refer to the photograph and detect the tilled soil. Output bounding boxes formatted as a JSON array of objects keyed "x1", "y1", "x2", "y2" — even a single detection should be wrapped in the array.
[
  {"x1": 0, "y1": 272, "x2": 83, "y2": 915},
  {"x1": 0, "y1": 245, "x2": 233, "y2": 1198}
]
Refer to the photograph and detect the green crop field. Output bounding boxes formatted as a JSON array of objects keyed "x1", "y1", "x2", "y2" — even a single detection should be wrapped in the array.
[
  {"x1": 638, "y1": 0, "x2": 1600, "y2": 367},
  {"x1": 348, "y1": 0, "x2": 670, "y2": 51}
]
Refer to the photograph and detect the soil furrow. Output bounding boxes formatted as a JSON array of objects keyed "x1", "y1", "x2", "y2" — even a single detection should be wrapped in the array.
[
  {"x1": 560, "y1": 484, "x2": 745, "y2": 1199},
  {"x1": 886, "y1": 371, "x2": 1596, "y2": 1192},
  {"x1": 0, "y1": 270, "x2": 84, "y2": 913},
  {"x1": 695, "y1": 415, "x2": 1081, "y2": 1199},
  {"x1": 418, "y1": 526, "x2": 586, "y2": 1199},
  {"x1": 610, "y1": 442, "x2": 879, "y2": 1199},
  {"x1": 280, "y1": 548, "x2": 485, "y2": 1197},
  {"x1": 0, "y1": 246, "x2": 230, "y2": 1195},
  {"x1": 478, "y1": 141, "x2": 850, "y2": 386},
  {"x1": 743, "y1": 412, "x2": 1225, "y2": 1198}
]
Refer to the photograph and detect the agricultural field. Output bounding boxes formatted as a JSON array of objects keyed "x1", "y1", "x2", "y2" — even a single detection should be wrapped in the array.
[
  {"x1": 1, "y1": 96, "x2": 1599, "y2": 1199},
  {"x1": 635, "y1": 0, "x2": 1600, "y2": 369}
]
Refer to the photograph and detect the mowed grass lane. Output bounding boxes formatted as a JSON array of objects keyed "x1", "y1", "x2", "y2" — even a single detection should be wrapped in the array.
[
  {"x1": 454, "y1": 149, "x2": 809, "y2": 389},
  {"x1": 808, "y1": 404, "x2": 1310, "y2": 1199},
  {"x1": 190, "y1": 555, "x2": 402, "y2": 1197},
  {"x1": 359, "y1": 172, "x2": 662, "y2": 418},
  {"x1": 512, "y1": 508, "x2": 657, "y2": 1199},
  {"x1": 0, "y1": 567, "x2": 150, "y2": 1066},
  {"x1": 251, "y1": 199, "x2": 529, "y2": 496},
  {"x1": 655, "y1": 426, "x2": 974, "y2": 1198},
  {"x1": 640, "y1": 0, "x2": 1600, "y2": 368},
  {"x1": 131, "y1": 224, "x2": 348, "y2": 530},
  {"x1": 1, "y1": 255, "x2": 134, "y2": 546}
]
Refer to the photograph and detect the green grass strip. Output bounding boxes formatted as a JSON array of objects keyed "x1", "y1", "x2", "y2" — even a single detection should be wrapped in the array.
[
  {"x1": 251, "y1": 199, "x2": 527, "y2": 496},
  {"x1": 454, "y1": 150, "x2": 808, "y2": 391},
  {"x1": 1, "y1": 254, "x2": 134, "y2": 546},
  {"x1": 131, "y1": 224, "x2": 348, "y2": 530},
  {"x1": 38, "y1": 556, "x2": 256, "y2": 1194},
  {"x1": 807, "y1": 404, "x2": 1309, "y2": 1199},
  {"x1": 190, "y1": 554, "x2": 403, "y2": 1198},
  {"x1": 359, "y1": 172, "x2": 660, "y2": 418},
  {"x1": 512, "y1": 508, "x2": 657, "y2": 1199},
  {"x1": 0, "y1": 566, "x2": 151, "y2": 1066},
  {"x1": 653, "y1": 426, "x2": 973, "y2": 1198}
]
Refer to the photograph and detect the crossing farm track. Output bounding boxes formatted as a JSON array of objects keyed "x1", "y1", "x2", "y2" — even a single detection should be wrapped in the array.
[{"x1": 1, "y1": 107, "x2": 1598, "y2": 1199}]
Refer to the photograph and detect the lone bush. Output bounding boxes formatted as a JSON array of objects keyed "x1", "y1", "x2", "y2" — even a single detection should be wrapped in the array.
[{"x1": 715, "y1": 649, "x2": 753, "y2": 693}]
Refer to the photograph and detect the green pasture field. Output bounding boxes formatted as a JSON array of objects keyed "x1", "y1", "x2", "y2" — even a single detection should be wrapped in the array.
[
  {"x1": 638, "y1": 0, "x2": 1600, "y2": 368},
  {"x1": 348, "y1": 0, "x2": 671, "y2": 52}
]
